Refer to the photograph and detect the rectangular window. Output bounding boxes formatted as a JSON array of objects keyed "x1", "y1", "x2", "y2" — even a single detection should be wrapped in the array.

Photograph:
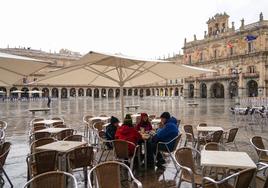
[{"x1": 248, "y1": 42, "x2": 253, "y2": 53}]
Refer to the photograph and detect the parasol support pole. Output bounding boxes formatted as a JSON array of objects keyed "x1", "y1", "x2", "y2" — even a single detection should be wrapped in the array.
[{"x1": 119, "y1": 84, "x2": 125, "y2": 121}]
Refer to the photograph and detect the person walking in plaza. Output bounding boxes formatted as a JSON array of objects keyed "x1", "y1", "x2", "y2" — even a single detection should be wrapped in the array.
[
  {"x1": 147, "y1": 112, "x2": 179, "y2": 167},
  {"x1": 136, "y1": 113, "x2": 152, "y2": 132},
  {"x1": 115, "y1": 114, "x2": 142, "y2": 156}
]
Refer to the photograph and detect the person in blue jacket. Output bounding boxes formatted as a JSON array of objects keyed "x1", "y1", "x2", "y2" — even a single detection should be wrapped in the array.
[{"x1": 147, "y1": 112, "x2": 179, "y2": 167}]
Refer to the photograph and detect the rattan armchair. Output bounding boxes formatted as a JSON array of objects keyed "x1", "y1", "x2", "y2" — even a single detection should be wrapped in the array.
[
  {"x1": 55, "y1": 129, "x2": 75, "y2": 140},
  {"x1": 29, "y1": 131, "x2": 51, "y2": 144},
  {"x1": 23, "y1": 171, "x2": 77, "y2": 188},
  {"x1": 66, "y1": 146, "x2": 94, "y2": 185},
  {"x1": 0, "y1": 121, "x2": 7, "y2": 130},
  {"x1": 250, "y1": 136, "x2": 268, "y2": 163},
  {"x1": 256, "y1": 162, "x2": 268, "y2": 188},
  {"x1": 30, "y1": 137, "x2": 57, "y2": 154},
  {"x1": 113, "y1": 140, "x2": 140, "y2": 171},
  {"x1": 183, "y1": 125, "x2": 197, "y2": 147},
  {"x1": 26, "y1": 150, "x2": 58, "y2": 180},
  {"x1": 202, "y1": 168, "x2": 256, "y2": 188},
  {"x1": 223, "y1": 128, "x2": 238, "y2": 150},
  {"x1": 88, "y1": 161, "x2": 142, "y2": 188},
  {"x1": 63, "y1": 134, "x2": 84, "y2": 142},
  {"x1": 0, "y1": 142, "x2": 12, "y2": 187},
  {"x1": 155, "y1": 134, "x2": 182, "y2": 170},
  {"x1": 95, "y1": 130, "x2": 113, "y2": 163},
  {"x1": 83, "y1": 115, "x2": 94, "y2": 139},
  {"x1": 174, "y1": 147, "x2": 202, "y2": 188}
]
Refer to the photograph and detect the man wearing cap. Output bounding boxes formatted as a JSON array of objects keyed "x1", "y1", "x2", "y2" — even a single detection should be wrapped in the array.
[
  {"x1": 147, "y1": 112, "x2": 179, "y2": 166},
  {"x1": 106, "y1": 116, "x2": 120, "y2": 141}
]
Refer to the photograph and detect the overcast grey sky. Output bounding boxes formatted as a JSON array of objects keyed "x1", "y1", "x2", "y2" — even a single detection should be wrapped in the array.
[{"x1": 0, "y1": 0, "x2": 267, "y2": 58}]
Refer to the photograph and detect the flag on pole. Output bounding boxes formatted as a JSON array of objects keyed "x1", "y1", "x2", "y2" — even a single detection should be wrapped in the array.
[{"x1": 245, "y1": 35, "x2": 258, "y2": 42}]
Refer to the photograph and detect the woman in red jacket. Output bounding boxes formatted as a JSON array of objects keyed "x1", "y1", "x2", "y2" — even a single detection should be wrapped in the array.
[
  {"x1": 136, "y1": 113, "x2": 152, "y2": 132},
  {"x1": 115, "y1": 114, "x2": 142, "y2": 156}
]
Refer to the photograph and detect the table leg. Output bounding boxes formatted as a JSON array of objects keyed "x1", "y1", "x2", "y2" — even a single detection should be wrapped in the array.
[
  {"x1": 144, "y1": 140, "x2": 147, "y2": 170},
  {"x1": 197, "y1": 131, "x2": 200, "y2": 150}
]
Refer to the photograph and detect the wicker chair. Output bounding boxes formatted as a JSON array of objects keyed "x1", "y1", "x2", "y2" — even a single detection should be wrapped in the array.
[
  {"x1": 174, "y1": 147, "x2": 202, "y2": 188},
  {"x1": 55, "y1": 129, "x2": 75, "y2": 140},
  {"x1": 155, "y1": 134, "x2": 182, "y2": 171},
  {"x1": 113, "y1": 140, "x2": 140, "y2": 171},
  {"x1": 256, "y1": 162, "x2": 268, "y2": 188},
  {"x1": 0, "y1": 142, "x2": 12, "y2": 187},
  {"x1": 23, "y1": 171, "x2": 77, "y2": 188},
  {"x1": 99, "y1": 114, "x2": 107, "y2": 117},
  {"x1": 203, "y1": 168, "x2": 256, "y2": 188},
  {"x1": 83, "y1": 115, "x2": 94, "y2": 138},
  {"x1": 30, "y1": 137, "x2": 57, "y2": 154},
  {"x1": 93, "y1": 122, "x2": 105, "y2": 145},
  {"x1": 198, "y1": 123, "x2": 207, "y2": 136},
  {"x1": 88, "y1": 161, "x2": 142, "y2": 188},
  {"x1": 223, "y1": 128, "x2": 239, "y2": 150},
  {"x1": 250, "y1": 136, "x2": 268, "y2": 163},
  {"x1": 53, "y1": 123, "x2": 67, "y2": 128},
  {"x1": 26, "y1": 150, "x2": 58, "y2": 180},
  {"x1": 183, "y1": 125, "x2": 197, "y2": 147},
  {"x1": 63, "y1": 135, "x2": 83, "y2": 142},
  {"x1": 30, "y1": 118, "x2": 45, "y2": 125},
  {"x1": 204, "y1": 142, "x2": 226, "y2": 151},
  {"x1": 0, "y1": 121, "x2": 7, "y2": 130},
  {"x1": 29, "y1": 132, "x2": 51, "y2": 144},
  {"x1": 31, "y1": 125, "x2": 47, "y2": 133},
  {"x1": 95, "y1": 130, "x2": 113, "y2": 163},
  {"x1": 51, "y1": 117, "x2": 64, "y2": 122},
  {"x1": 66, "y1": 146, "x2": 94, "y2": 185},
  {"x1": 0, "y1": 130, "x2": 5, "y2": 144}
]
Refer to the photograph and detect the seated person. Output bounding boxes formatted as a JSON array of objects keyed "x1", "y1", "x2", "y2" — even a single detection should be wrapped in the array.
[
  {"x1": 115, "y1": 114, "x2": 142, "y2": 156},
  {"x1": 136, "y1": 113, "x2": 152, "y2": 132},
  {"x1": 105, "y1": 116, "x2": 119, "y2": 148},
  {"x1": 147, "y1": 112, "x2": 179, "y2": 166}
]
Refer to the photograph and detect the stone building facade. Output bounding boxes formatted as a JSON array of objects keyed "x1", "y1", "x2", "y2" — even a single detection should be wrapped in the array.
[
  {"x1": 181, "y1": 12, "x2": 268, "y2": 99},
  {"x1": 0, "y1": 48, "x2": 182, "y2": 99}
]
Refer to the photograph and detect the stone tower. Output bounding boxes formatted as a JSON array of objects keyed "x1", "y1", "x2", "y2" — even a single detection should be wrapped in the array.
[{"x1": 207, "y1": 12, "x2": 230, "y2": 37}]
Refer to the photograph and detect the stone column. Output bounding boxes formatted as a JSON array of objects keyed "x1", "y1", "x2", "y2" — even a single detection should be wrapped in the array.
[
  {"x1": 238, "y1": 73, "x2": 245, "y2": 98},
  {"x1": 258, "y1": 62, "x2": 266, "y2": 97},
  {"x1": 58, "y1": 88, "x2": 62, "y2": 99},
  {"x1": 99, "y1": 88, "x2": 102, "y2": 98},
  {"x1": 194, "y1": 80, "x2": 199, "y2": 98},
  {"x1": 48, "y1": 88, "x2": 52, "y2": 98},
  {"x1": 84, "y1": 88, "x2": 87, "y2": 97},
  {"x1": 67, "y1": 88, "x2": 70, "y2": 98}
]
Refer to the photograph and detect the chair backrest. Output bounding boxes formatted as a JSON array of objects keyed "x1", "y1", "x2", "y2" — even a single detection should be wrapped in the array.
[
  {"x1": 234, "y1": 168, "x2": 256, "y2": 188},
  {"x1": 56, "y1": 129, "x2": 74, "y2": 140},
  {"x1": 211, "y1": 130, "x2": 223, "y2": 143},
  {"x1": 93, "y1": 122, "x2": 105, "y2": 132},
  {"x1": 27, "y1": 150, "x2": 58, "y2": 177},
  {"x1": 30, "y1": 132, "x2": 51, "y2": 142},
  {"x1": 51, "y1": 117, "x2": 64, "y2": 121},
  {"x1": 174, "y1": 147, "x2": 197, "y2": 174},
  {"x1": 23, "y1": 171, "x2": 77, "y2": 188},
  {"x1": 31, "y1": 118, "x2": 45, "y2": 124},
  {"x1": 63, "y1": 135, "x2": 83, "y2": 142},
  {"x1": 83, "y1": 115, "x2": 94, "y2": 123},
  {"x1": 226, "y1": 128, "x2": 238, "y2": 143},
  {"x1": 183, "y1": 125, "x2": 194, "y2": 140},
  {"x1": 32, "y1": 125, "x2": 47, "y2": 132},
  {"x1": 67, "y1": 146, "x2": 94, "y2": 169},
  {"x1": 170, "y1": 134, "x2": 182, "y2": 152},
  {"x1": 53, "y1": 123, "x2": 67, "y2": 128},
  {"x1": 88, "y1": 161, "x2": 142, "y2": 188},
  {"x1": 198, "y1": 123, "x2": 207, "y2": 127},
  {"x1": 0, "y1": 142, "x2": 11, "y2": 166},
  {"x1": 99, "y1": 114, "x2": 107, "y2": 117},
  {"x1": 32, "y1": 123, "x2": 45, "y2": 128},
  {"x1": 204, "y1": 142, "x2": 225, "y2": 151},
  {"x1": 251, "y1": 136, "x2": 267, "y2": 158},
  {"x1": 113, "y1": 140, "x2": 135, "y2": 159},
  {"x1": 90, "y1": 119, "x2": 102, "y2": 128},
  {"x1": 30, "y1": 138, "x2": 56, "y2": 153},
  {"x1": 0, "y1": 121, "x2": 7, "y2": 130}
]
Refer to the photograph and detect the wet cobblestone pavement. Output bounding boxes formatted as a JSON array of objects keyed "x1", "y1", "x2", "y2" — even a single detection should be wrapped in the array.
[{"x1": 0, "y1": 97, "x2": 267, "y2": 187}]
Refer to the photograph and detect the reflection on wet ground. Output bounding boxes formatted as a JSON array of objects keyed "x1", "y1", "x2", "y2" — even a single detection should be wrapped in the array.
[{"x1": 0, "y1": 97, "x2": 267, "y2": 187}]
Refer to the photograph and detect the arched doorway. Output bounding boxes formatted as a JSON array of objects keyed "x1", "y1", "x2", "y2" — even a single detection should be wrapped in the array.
[
  {"x1": 0, "y1": 87, "x2": 7, "y2": 98},
  {"x1": 165, "y1": 88, "x2": 168, "y2": 96},
  {"x1": 52, "y1": 88, "x2": 59, "y2": 98},
  {"x1": 210, "y1": 83, "x2": 224, "y2": 98},
  {"x1": 128, "y1": 89, "x2": 132, "y2": 96},
  {"x1": 156, "y1": 89, "x2": 160, "y2": 96},
  {"x1": 61, "y1": 88, "x2": 67, "y2": 98},
  {"x1": 78, "y1": 88, "x2": 84, "y2": 97},
  {"x1": 229, "y1": 81, "x2": 238, "y2": 99},
  {"x1": 146, "y1": 89, "x2": 151, "y2": 96},
  {"x1": 108, "y1": 89, "x2": 114, "y2": 98},
  {"x1": 200, "y1": 83, "x2": 207, "y2": 98},
  {"x1": 123, "y1": 89, "x2": 127, "y2": 96},
  {"x1": 70, "y1": 88, "x2": 76, "y2": 97},
  {"x1": 189, "y1": 84, "x2": 194, "y2": 98},
  {"x1": 169, "y1": 88, "x2": 173, "y2": 96},
  {"x1": 116, "y1": 89, "x2": 120, "y2": 98},
  {"x1": 175, "y1": 88, "x2": 179, "y2": 96},
  {"x1": 140, "y1": 89, "x2": 144, "y2": 97},
  {"x1": 10, "y1": 87, "x2": 18, "y2": 98},
  {"x1": 94, "y1": 89, "x2": 99, "y2": 98},
  {"x1": 21, "y1": 87, "x2": 29, "y2": 98},
  {"x1": 101, "y1": 89, "x2": 106, "y2": 97},
  {"x1": 134, "y1": 89, "x2": 138, "y2": 96},
  {"x1": 42, "y1": 88, "x2": 49, "y2": 97},
  {"x1": 247, "y1": 80, "x2": 258, "y2": 97},
  {"x1": 32, "y1": 88, "x2": 40, "y2": 98},
  {"x1": 86, "y1": 88, "x2": 92, "y2": 97}
]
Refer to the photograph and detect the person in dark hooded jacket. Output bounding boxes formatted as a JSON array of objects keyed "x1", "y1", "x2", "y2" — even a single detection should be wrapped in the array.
[
  {"x1": 115, "y1": 114, "x2": 142, "y2": 156},
  {"x1": 105, "y1": 116, "x2": 120, "y2": 141},
  {"x1": 147, "y1": 112, "x2": 179, "y2": 166}
]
